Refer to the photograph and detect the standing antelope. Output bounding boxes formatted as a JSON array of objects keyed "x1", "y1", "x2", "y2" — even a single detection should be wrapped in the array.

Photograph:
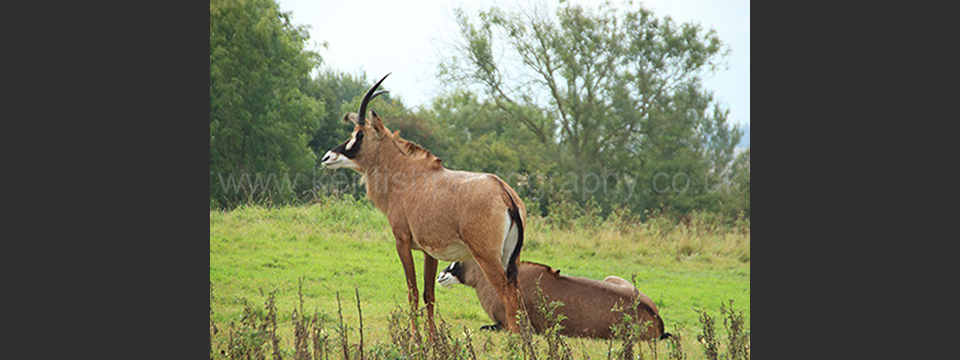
[{"x1": 320, "y1": 73, "x2": 526, "y2": 333}]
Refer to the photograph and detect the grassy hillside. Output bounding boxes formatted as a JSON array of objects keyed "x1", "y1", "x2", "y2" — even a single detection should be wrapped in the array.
[{"x1": 210, "y1": 196, "x2": 750, "y2": 358}]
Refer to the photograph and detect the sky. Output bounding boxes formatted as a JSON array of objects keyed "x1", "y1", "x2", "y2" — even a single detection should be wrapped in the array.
[{"x1": 274, "y1": 0, "x2": 750, "y2": 142}]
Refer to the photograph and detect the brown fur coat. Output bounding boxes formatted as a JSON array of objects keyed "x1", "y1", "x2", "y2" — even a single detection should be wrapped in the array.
[{"x1": 439, "y1": 260, "x2": 669, "y2": 339}]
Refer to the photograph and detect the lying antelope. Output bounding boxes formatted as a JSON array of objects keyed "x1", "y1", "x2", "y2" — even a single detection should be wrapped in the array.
[
  {"x1": 320, "y1": 74, "x2": 526, "y2": 333},
  {"x1": 438, "y1": 259, "x2": 671, "y2": 340}
]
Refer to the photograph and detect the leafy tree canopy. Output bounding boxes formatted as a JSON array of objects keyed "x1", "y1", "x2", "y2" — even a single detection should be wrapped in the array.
[
  {"x1": 438, "y1": 0, "x2": 743, "y2": 216},
  {"x1": 210, "y1": 0, "x2": 325, "y2": 208}
]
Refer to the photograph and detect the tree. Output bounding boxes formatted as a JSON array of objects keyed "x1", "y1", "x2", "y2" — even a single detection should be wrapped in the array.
[
  {"x1": 422, "y1": 90, "x2": 554, "y2": 175},
  {"x1": 303, "y1": 69, "x2": 369, "y2": 158},
  {"x1": 730, "y1": 148, "x2": 750, "y2": 217},
  {"x1": 440, "y1": 0, "x2": 744, "y2": 216},
  {"x1": 210, "y1": 0, "x2": 325, "y2": 208}
]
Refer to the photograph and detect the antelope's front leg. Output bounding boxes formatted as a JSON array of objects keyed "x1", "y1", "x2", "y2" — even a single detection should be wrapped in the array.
[
  {"x1": 395, "y1": 239, "x2": 419, "y2": 331},
  {"x1": 422, "y1": 253, "x2": 438, "y2": 335}
]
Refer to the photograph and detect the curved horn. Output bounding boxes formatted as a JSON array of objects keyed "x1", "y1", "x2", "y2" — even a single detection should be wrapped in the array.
[
  {"x1": 371, "y1": 90, "x2": 389, "y2": 100},
  {"x1": 357, "y1": 73, "x2": 391, "y2": 126}
]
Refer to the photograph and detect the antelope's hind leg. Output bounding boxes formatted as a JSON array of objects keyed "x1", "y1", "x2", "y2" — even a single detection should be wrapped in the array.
[
  {"x1": 463, "y1": 227, "x2": 522, "y2": 334},
  {"x1": 472, "y1": 254, "x2": 521, "y2": 333},
  {"x1": 461, "y1": 205, "x2": 523, "y2": 333}
]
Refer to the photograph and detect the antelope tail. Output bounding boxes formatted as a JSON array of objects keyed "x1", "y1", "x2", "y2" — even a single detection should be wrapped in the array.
[{"x1": 494, "y1": 177, "x2": 524, "y2": 282}]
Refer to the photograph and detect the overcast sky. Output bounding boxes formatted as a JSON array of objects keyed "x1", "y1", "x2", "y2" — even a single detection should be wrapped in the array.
[{"x1": 274, "y1": 0, "x2": 749, "y2": 131}]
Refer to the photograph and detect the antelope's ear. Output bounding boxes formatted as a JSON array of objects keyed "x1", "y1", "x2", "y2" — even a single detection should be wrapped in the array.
[
  {"x1": 370, "y1": 110, "x2": 387, "y2": 137},
  {"x1": 342, "y1": 112, "x2": 359, "y2": 125}
]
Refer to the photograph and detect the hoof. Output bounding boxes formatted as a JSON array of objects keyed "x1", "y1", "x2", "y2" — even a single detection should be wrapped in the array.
[{"x1": 479, "y1": 323, "x2": 502, "y2": 331}]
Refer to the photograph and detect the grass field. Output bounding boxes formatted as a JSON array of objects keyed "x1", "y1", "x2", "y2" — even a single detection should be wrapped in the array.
[{"x1": 210, "y1": 196, "x2": 750, "y2": 359}]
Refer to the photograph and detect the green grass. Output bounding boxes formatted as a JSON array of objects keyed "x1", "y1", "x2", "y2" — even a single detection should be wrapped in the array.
[{"x1": 210, "y1": 196, "x2": 750, "y2": 358}]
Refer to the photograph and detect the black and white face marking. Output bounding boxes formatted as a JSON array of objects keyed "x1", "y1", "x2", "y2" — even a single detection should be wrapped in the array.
[
  {"x1": 321, "y1": 129, "x2": 364, "y2": 170},
  {"x1": 437, "y1": 262, "x2": 465, "y2": 287},
  {"x1": 344, "y1": 130, "x2": 361, "y2": 152},
  {"x1": 325, "y1": 73, "x2": 388, "y2": 170}
]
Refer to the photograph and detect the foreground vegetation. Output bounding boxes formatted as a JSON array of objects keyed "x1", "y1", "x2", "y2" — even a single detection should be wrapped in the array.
[{"x1": 210, "y1": 196, "x2": 749, "y2": 359}]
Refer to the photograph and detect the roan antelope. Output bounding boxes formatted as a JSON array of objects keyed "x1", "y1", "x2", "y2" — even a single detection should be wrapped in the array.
[
  {"x1": 320, "y1": 73, "x2": 526, "y2": 334},
  {"x1": 438, "y1": 259, "x2": 671, "y2": 340}
]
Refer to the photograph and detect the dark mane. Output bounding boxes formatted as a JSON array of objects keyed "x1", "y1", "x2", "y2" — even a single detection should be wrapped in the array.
[
  {"x1": 521, "y1": 261, "x2": 562, "y2": 277},
  {"x1": 393, "y1": 135, "x2": 442, "y2": 168}
]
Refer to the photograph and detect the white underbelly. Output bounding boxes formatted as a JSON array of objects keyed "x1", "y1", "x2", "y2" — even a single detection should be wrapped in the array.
[
  {"x1": 422, "y1": 240, "x2": 473, "y2": 262},
  {"x1": 414, "y1": 210, "x2": 517, "y2": 265}
]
